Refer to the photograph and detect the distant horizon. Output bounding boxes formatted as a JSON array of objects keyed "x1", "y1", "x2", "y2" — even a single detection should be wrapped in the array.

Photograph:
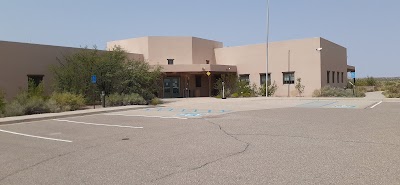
[{"x1": 1, "y1": 0, "x2": 399, "y2": 77}]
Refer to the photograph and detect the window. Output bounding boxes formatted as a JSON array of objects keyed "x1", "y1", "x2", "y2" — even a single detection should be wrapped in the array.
[
  {"x1": 341, "y1": 72, "x2": 344, "y2": 83},
  {"x1": 27, "y1": 75, "x2": 44, "y2": 87},
  {"x1": 206, "y1": 60, "x2": 210, "y2": 64},
  {"x1": 283, "y1": 72, "x2": 295, "y2": 84},
  {"x1": 332, "y1": 71, "x2": 335, "y2": 83},
  {"x1": 239, "y1": 74, "x2": 250, "y2": 84},
  {"x1": 260, "y1": 73, "x2": 271, "y2": 85},
  {"x1": 337, "y1": 72, "x2": 339, "y2": 83},
  {"x1": 327, "y1": 71, "x2": 330, "y2": 83},
  {"x1": 167, "y1": 59, "x2": 174, "y2": 65},
  {"x1": 195, "y1": 75, "x2": 202, "y2": 87}
]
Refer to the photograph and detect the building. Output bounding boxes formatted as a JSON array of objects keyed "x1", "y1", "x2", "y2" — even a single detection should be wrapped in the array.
[
  {"x1": 0, "y1": 36, "x2": 355, "y2": 100},
  {"x1": 107, "y1": 36, "x2": 355, "y2": 98}
]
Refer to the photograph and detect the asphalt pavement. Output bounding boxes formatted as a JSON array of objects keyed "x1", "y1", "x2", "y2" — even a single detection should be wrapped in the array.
[{"x1": 0, "y1": 97, "x2": 399, "y2": 184}]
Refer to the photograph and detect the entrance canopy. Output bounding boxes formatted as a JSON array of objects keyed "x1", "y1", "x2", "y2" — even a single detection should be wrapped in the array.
[{"x1": 347, "y1": 65, "x2": 356, "y2": 72}]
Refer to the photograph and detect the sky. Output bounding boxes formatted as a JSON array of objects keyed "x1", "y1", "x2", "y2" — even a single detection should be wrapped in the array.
[{"x1": 1, "y1": 0, "x2": 399, "y2": 77}]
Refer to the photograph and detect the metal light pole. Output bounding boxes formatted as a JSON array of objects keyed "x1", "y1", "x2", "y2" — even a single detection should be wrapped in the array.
[{"x1": 265, "y1": 0, "x2": 270, "y2": 97}]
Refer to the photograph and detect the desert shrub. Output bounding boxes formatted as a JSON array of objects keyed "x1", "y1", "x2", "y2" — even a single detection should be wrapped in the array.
[
  {"x1": 259, "y1": 81, "x2": 278, "y2": 97},
  {"x1": 47, "y1": 92, "x2": 85, "y2": 112},
  {"x1": 123, "y1": 93, "x2": 146, "y2": 105},
  {"x1": 295, "y1": 78, "x2": 305, "y2": 97},
  {"x1": 5, "y1": 101, "x2": 25, "y2": 117},
  {"x1": 5, "y1": 94, "x2": 49, "y2": 116},
  {"x1": 106, "y1": 93, "x2": 147, "y2": 107},
  {"x1": 231, "y1": 93, "x2": 239, "y2": 98},
  {"x1": 5, "y1": 82, "x2": 50, "y2": 116},
  {"x1": 106, "y1": 93, "x2": 124, "y2": 107},
  {"x1": 383, "y1": 82, "x2": 400, "y2": 98},
  {"x1": 313, "y1": 86, "x2": 365, "y2": 97},
  {"x1": 150, "y1": 98, "x2": 163, "y2": 105}
]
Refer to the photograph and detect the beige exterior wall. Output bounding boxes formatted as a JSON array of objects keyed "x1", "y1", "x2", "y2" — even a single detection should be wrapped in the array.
[
  {"x1": 0, "y1": 41, "x2": 82, "y2": 100},
  {"x1": 192, "y1": 37, "x2": 223, "y2": 65},
  {"x1": 216, "y1": 38, "x2": 322, "y2": 97},
  {"x1": 107, "y1": 36, "x2": 223, "y2": 66},
  {"x1": 0, "y1": 41, "x2": 143, "y2": 101},
  {"x1": 107, "y1": 37, "x2": 149, "y2": 61},
  {"x1": 320, "y1": 38, "x2": 348, "y2": 88}
]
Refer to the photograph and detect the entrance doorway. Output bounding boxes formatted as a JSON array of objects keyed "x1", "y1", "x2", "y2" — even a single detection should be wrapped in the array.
[{"x1": 163, "y1": 77, "x2": 180, "y2": 98}]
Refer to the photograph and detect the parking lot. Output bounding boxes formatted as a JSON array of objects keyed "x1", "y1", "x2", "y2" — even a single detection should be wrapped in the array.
[{"x1": 0, "y1": 97, "x2": 399, "y2": 184}]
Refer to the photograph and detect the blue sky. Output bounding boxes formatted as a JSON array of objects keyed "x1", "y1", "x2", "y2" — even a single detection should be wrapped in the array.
[{"x1": 1, "y1": 0, "x2": 399, "y2": 77}]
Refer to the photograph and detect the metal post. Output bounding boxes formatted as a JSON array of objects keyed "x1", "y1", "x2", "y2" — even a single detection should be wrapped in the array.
[
  {"x1": 222, "y1": 81, "x2": 226, "y2": 99},
  {"x1": 265, "y1": 0, "x2": 270, "y2": 97}
]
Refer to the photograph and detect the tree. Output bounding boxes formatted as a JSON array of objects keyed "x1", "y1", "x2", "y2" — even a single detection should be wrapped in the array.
[
  {"x1": 295, "y1": 78, "x2": 305, "y2": 97},
  {"x1": 51, "y1": 46, "x2": 162, "y2": 101}
]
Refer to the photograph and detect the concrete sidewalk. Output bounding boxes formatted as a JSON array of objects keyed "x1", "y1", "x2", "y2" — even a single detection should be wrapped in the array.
[{"x1": 0, "y1": 105, "x2": 151, "y2": 125}]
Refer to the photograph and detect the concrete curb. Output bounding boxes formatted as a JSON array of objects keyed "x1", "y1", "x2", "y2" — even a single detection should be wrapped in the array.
[{"x1": 0, "y1": 105, "x2": 153, "y2": 125}]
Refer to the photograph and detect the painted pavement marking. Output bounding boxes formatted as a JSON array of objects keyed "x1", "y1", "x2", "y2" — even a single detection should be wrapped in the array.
[
  {"x1": 104, "y1": 113, "x2": 188, "y2": 120},
  {"x1": 370, "y1": 101, "x2": 383, "y2": 109},
  {"x1": 53, "y1": 119, "x2": 143, "y2": 129},
  {"x1": 0, "y1": 129, "x2": 72, "y2": 143}
]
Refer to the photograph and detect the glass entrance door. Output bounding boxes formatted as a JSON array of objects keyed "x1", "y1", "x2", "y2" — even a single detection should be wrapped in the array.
[{"x1": 163, "y1": 77, "x2": 180, "y2": 98}]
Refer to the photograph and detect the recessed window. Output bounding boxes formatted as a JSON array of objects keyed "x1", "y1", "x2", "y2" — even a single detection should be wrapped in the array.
[
  {"x1": 332, "y1": 71, "x2": 335, "y2": 83},
  {"x1": 239, "y1": 74, "x2": 250, "y2": 84},
  {"x1": 167, "y1": 59, "x2": 174, "y2": 65},
  {"x1": 341, "y1": 72, "x2": 344, "y2": 83},
  {"x1": 327, "y1": 71, "x2": 330, "y2": 83},
  {"x1": 337, "y1": 72, "x2": 339, "y2": 83},
  {"x1": 283, "y1": 72, "x2": 295, "y2": 84},
  {"x1": 260, "y1": 73, "x2": 271, "y2": 85},
  {"x1": 27, "y1": 75, "x2": 44, "y2": 87},
  {"x1": 195, "y1": 75, "x2": 202, "y2": 87},
  {"x1": 206, "y1": 60, "x2": 210, "y2": 64}
]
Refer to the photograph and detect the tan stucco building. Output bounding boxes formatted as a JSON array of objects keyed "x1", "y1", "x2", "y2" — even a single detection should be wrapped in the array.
[{"x1": 0, "y1": 36, "x2": 355, "y2": 100}]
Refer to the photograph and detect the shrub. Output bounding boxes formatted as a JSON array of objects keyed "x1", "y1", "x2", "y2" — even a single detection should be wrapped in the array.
[
  {"x1": 106, "y1": 93, "x2": 124, "y2": 107},
  {"x1": 123, "y1": 93, "x2": 147, "y2": 105},
  {"x1": 150, "y1": 98, "x2": 163, "y2": 105},
  {"x1": 5, "y1": 95, "x2": 49, "y2": 116},
  {"x1": 313, "y1": 86, "x2": 366, "y2": 97},
  {"x1": 295, "y1": 78, "x2": 305, "y2": 97},
  {"x1": 106, "y1": 93, "x2": 147, "y2": 107},
  {"x1": 259, "y1": 81, "x2": 278, "y2": 97},
  {"x1": 231, "y1": 93, "x2": 239, "y2": 98},
  {"x1": 48, "y1": 92, "x2": 85, "y2": 112},
  {"x1": 383, "y1": 82, "x2": 400, "y2": 98}
]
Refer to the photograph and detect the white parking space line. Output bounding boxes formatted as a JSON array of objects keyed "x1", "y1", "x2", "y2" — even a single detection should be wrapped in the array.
[
  {"x1": 104, "y1": 113, "x2": 189, "y2": 120},
  {"x1": 0, "y1": 129, "x2": 72, "y2": 143},
  {"x1": 370, "y1": 101, "x2": 383, "y2": 109},
  {"x1": 52, "y1": 119, "x2": 143, "y2": 129}
]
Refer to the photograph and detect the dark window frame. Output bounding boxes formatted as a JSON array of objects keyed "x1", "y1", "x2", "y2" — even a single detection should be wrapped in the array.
[
  {"x1": 332, "y1": 71, "x2": 335, "y2": 83},
  {"x1": 167, "y1": 59, "x2": 174, "y2": 65},
  {"x1": 341, "y1": 72, "x2": 344, "y2": 83},
  {"x1": 260, "y1": 73, "x2": 271, "y2": 85},
  {"x1": 337, "y1": 71, "x2": 340, "y2": 83},
  {"x1": 327, "y1": 71, "x2": 330, "y2": 83},
  {"x1": 239, "y1": 74, "x2": 250, "y2": 84},
  {"x1": 282, "y1": 72, "x2": 295, "y2": 84},
  {"x1": 206, "y1": 60, "x2": 210, "y2": 64},
  {"x1": 27, "y1": 75, "x2": 44, "y2": 87}
]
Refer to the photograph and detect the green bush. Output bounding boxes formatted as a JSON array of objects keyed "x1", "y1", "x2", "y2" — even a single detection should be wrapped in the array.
[
  {"x1": 259, "y1": 81, "x2": 278, "y2": 97},
  {"x1": 150, "y1": 98, "x2": 163, "y2": 105},
  {"x1": 123, "y1": 93, "x2": 147, "y2": 105},
  {"x1": 106, "y1": 93, "x2": 147, "y2": 107},
  {"x1": 231, "y1": 93, "x2": 239, "y2": 98},
  {"x1": 313, "y1": 86, "x2": 366, "y2": 97},
  {"x1": 47, "y1": 92, "x2": 85, "y2": 112},
  {"x1": 5, "y1": 94, "x2": 49, "y2": 116}
]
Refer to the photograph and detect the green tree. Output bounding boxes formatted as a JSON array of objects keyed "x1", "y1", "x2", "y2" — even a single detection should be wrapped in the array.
[{"x1": 51, "y1": 46, "x2": 162, "y2": 101}]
